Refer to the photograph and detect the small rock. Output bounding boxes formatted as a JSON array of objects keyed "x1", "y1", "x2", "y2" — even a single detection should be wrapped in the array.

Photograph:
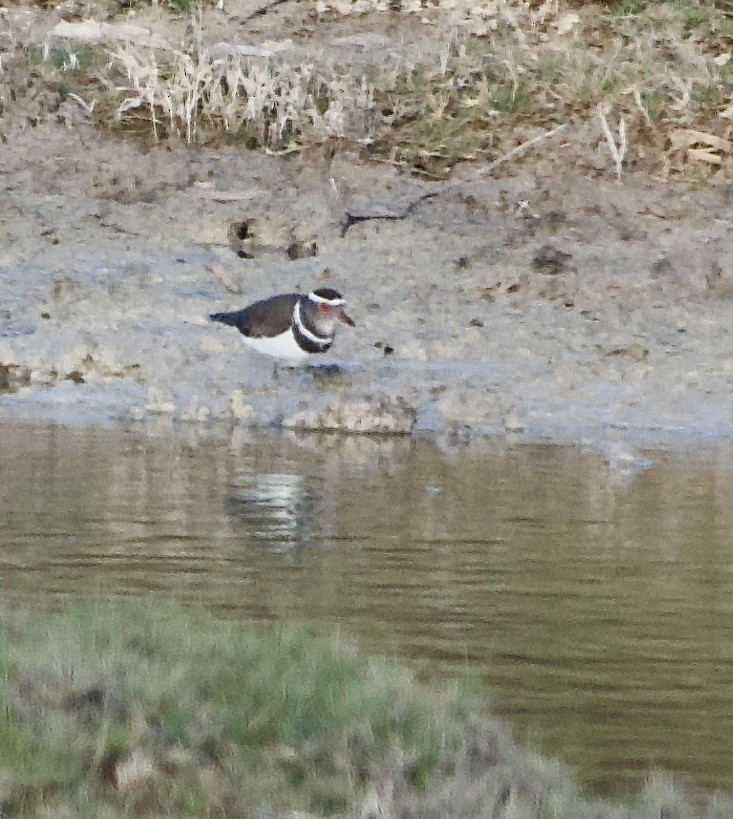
[
  {"x1": 228, "y1": 219, "x2": 255, "y2": 257},
  {"x1": 531, "y1": 244, "x2": 572, "y2": 275},
  {"x1": 706, "y1": 260, "x2": 733, "y2": 299},
  {"x1": 0, "y1": 363, "x2": 31, "y2": 390},
  {"x1": 650, "y1": 255, "x2": 674, "y2": 277},
  {"x1": 286, "y1": 240, "x2": 317, "y2": 260},
  {"x1": 602, "y1": 344, "x2": 649, "y2": 362}
]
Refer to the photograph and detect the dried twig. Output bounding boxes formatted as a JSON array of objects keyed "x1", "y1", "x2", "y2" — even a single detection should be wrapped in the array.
[
  {"x1": 340, "y1": 123, "x2": 568, "y2": 235},
  {"x1": 597, "y1": 102, "x2": 626, "y2": 181},
  {"x1": 464, "y1": 123, "x2": 567, "y2": 180},
  {"x1": 65, "y1": 92, "x2": 95, "y2": 115},
  {"x1": 631, "y1": 87, "x2": 651, "y2": 125},
  {"x1": 418, "y1": 123, "x2": 568, "y2": 203}
]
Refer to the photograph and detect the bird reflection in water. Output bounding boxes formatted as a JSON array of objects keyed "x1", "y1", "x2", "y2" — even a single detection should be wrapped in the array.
[{"x1": 225, "y1": 473, "x2": 320, "y2": 552}]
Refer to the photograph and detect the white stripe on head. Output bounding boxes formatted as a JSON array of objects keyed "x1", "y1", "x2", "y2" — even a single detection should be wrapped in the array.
[{"x1": 308, "y1": 291, "x2": 345, "y2": 307}]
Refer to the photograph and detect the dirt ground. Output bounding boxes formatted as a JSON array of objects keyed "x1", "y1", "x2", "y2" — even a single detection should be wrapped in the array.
[{"x1": 1, "y1": 1, "x2": 733, "y2": 470}]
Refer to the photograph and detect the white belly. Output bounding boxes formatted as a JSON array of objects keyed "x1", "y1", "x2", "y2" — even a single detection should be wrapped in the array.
[{"x1": 242, "y1": 330, "x2": 313, "y2": 366}]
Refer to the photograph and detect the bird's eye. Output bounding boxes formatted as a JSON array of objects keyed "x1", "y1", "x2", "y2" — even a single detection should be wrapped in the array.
[{"x1": 318, "y1": 304, "x2": 331, "y2": 313}]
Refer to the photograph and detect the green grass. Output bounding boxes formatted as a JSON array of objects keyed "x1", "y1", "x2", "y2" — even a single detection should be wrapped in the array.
[
  {"x1": 0, "y1": 604, "x2": 470, "y2": 815},
  {"x1": 0, "y1": 602, "x2": 731, "y2": 817},
  {"x1": 49, "y1": 45, "x2": 92, "y2": 72}
]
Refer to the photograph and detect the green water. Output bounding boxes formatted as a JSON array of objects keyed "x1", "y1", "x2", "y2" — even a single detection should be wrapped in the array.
[{"x1": 1, "y1": 420, "x2": 732, "y2": 797}]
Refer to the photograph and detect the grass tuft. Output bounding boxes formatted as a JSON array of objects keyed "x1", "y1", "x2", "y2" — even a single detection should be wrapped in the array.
[
  {"x1": 0, "y1": 602, "x2": 730, "y2": 817},
  {"x1": 0, "y1": 603, "x2": 469, "y2": 815}
]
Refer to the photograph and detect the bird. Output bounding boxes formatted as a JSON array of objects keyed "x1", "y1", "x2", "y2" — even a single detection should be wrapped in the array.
[{"x1": 209, "y1": 287, "x2": 355, "y2": 369}]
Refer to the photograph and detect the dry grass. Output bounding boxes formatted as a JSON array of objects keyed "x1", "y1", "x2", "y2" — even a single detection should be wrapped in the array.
[
  {"x1": 0, "y1": 0, "x2": 732, "y2": 174},
  {"x1": 111, "y1": 44, "x2": 377, "y2": 147}
]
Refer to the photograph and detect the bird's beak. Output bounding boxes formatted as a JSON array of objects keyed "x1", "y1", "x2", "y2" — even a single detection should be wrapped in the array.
[{"x1": 339, "y1": 309, "x2": 355, "y2": 327}]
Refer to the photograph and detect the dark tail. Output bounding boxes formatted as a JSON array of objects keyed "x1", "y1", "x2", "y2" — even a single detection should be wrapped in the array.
[{"x1": 209, "y1": 311, "x2": 238, "y2": 327}]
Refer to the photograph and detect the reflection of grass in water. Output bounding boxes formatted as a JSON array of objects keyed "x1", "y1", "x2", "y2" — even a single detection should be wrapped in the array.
[{"x1": 0, "y1": 603, "x2": 731, "y2": 817}]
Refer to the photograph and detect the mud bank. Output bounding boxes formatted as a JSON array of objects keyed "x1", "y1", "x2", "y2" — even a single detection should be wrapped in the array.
[{"x1": 1, "y1": 122, "x2": 733, "y2": 456}]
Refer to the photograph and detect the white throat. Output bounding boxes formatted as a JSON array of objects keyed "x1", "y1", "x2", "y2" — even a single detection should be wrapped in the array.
[{"x1": 293, "y1": 299, "x2": 332, "y2": 345}]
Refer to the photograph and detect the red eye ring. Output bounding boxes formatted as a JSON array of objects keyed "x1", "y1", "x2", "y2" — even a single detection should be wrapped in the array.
[{"x1": 318, "y1": 303, "x2": 332, "y2": 313}]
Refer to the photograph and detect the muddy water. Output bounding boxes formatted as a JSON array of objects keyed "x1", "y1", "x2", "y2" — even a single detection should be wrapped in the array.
[{"x1": 1, "y1": 420, "x2": 732, "y2": 797}]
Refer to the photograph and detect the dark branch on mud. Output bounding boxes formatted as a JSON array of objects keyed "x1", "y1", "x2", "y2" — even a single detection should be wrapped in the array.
[
  {"x1": 244, "y1": 0, "x2": 294, "y2": 21},
  {"x1": 339, "y1": 193, "x2": 438, "y2": 237},
  {"x1": 340, "y1": 123, "x2": 567, "y2": 236}
]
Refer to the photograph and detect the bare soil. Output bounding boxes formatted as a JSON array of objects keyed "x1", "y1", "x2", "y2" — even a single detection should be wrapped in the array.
[{"x1": 1, "y1": 1, "x2": 733, "y2": 466}]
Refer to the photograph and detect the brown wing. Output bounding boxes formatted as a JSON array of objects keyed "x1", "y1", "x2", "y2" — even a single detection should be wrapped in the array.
[{"x1": 210, "y1": 293, "x2": 299, "y2": 338}]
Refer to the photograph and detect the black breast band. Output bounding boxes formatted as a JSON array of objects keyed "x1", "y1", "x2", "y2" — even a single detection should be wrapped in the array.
[{"x1": 292, "y1": 323, "x2": 333, "y2": 354}]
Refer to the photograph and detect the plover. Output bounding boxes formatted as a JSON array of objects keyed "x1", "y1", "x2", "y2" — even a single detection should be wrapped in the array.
[{"x1": 209, "y1": 288, "x2": 355, "y2": 368}]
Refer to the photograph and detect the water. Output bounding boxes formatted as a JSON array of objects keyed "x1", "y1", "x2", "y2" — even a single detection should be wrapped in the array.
[{"x1": 1, "y1": 420, "x2": 732, "y2": 797}]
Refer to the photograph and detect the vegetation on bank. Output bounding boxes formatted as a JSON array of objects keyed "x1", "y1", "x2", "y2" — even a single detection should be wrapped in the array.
[
  {"x1": 0, "y1": 0, "x2": 732, "y2": 177},
  {"x1": 0, "y1": 602, "x2": 731, "y2": 817}
]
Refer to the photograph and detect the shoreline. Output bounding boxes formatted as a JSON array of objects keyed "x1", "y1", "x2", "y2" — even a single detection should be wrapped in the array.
[{"x1": 0, "y1": 107, "x2": 732, "y2": 455}]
